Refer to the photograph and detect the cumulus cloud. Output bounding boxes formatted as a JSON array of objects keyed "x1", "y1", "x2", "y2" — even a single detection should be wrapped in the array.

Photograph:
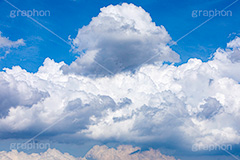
[
  {"x1": 0, "y1": 145, "x2": 177, "y2": 160},
  {"x1": 0, "y1": 67, "x2": 49, "y2": 118},
  {"x1": 0, "y1": 32, "x2": 25, "y2": 59},
  {"x1": 1, "y1": 3, "x2": 240, "y2": 156},
  {"x1": 226, "y1": 37, "x2": 240, "y2": 63},
  {"x1": 227, "y1": 37, "x2": 240, "y2": 48},
  {"x1": 0, "y1": 36, "x2": 240, "y2": 153},
  {"x1": 61, "y1": 3, "x2": 179, "y2": 76}
]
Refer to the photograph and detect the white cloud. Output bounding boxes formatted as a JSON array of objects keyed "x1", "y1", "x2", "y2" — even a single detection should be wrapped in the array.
[
  {"x1": 0, "y1": 32, "x2": 25, "y2": 48},
  {"x1": 227, "y1": 37, "x2": 240, "y2": 48},
  {"x1": 0, "y1": 67, "x2": 49, "y2": 119},
  {"x1": 62, "y1": 3, "x2": 179, "y2": 76},
  {"x1": 226, "y1": 37, "x2": 240, "y2": 63},
  {"x1": 0, "y1": 145, "x2": 177, "y2": 160},
  {"x1": 0, "y1": 32, "x2": 25, "y2": 59},
  {"x1": 0, "y1": 3, "x2": 240, "y2": 154},
  {"x1": 0, "y1": 36, "x2": 240, "y2": 151}
]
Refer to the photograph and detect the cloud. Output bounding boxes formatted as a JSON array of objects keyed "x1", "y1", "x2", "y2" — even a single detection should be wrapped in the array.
[
  {"x1": 0, "y1": 148, "x2": 77, "y2": 160},
  {"x1": 226, "y1": 37, "x2": 240, "y2": 63},
  {"x1": 227, "y1": 37, "x2": 240, "y2": 49},
  {"x1": 0, "y1": 67, "x2": 49, "y2": 118},
  {"x1": 211, "y1": 43, "x2": 240, "y2": 82},
  {"x1": 0, "y1": 36, "x2": 240, "y2": 153},
  {"x1": 61, "y1": 3, "x2": 179, "y2": 76},
  {"x1": 0, "y1": 32, "x2": 25, "y2": 48},
  {"x1": 0, "y1": 32, "x2": 25, "y2": 59},
  {"x1": 0, "y1": 3, "x2": 240, "y2": 156},
  {"x1": 84, "y1": 145, "x2": 177, "y2": 160},
  {"x1": 0, "y1": 145, "x2": 177, "y2": 160},
  {"x1": 197, "y1": 97, "x2": 222, "y2": 120}
]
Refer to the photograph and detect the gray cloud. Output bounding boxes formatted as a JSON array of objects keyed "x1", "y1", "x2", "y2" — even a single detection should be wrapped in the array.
[{"x1": 0, "y1": 72, "x2": 49, "y2": 118}]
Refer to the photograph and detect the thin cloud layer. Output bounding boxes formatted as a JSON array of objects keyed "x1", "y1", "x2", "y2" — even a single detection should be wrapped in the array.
[
  {"x1": 62, "y1": 3, "x2": 179, "y2": 76},
  {"x1": 0, "y1": 145, "x2": 177, "y2": 160}
]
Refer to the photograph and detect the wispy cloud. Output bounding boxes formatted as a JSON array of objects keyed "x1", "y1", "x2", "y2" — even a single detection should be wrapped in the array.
[{"x1": 0, "y1": 31, "x2": 25, "y2": 59}]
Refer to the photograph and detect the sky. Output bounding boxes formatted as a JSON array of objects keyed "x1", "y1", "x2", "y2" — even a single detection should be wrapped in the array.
[{"x1": 0, "y1": 0, "x2": 240, "y2": 160}]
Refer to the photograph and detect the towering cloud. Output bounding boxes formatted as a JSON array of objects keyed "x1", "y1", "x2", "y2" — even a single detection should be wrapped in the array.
[{"x1": 61, "y1": 3, "x2": 179, "y2": 76}]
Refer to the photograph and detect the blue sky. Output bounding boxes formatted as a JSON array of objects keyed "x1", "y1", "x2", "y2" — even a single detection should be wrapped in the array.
[{"x1": 0, "y1": 0, "x2": 240, "y2": 160}]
